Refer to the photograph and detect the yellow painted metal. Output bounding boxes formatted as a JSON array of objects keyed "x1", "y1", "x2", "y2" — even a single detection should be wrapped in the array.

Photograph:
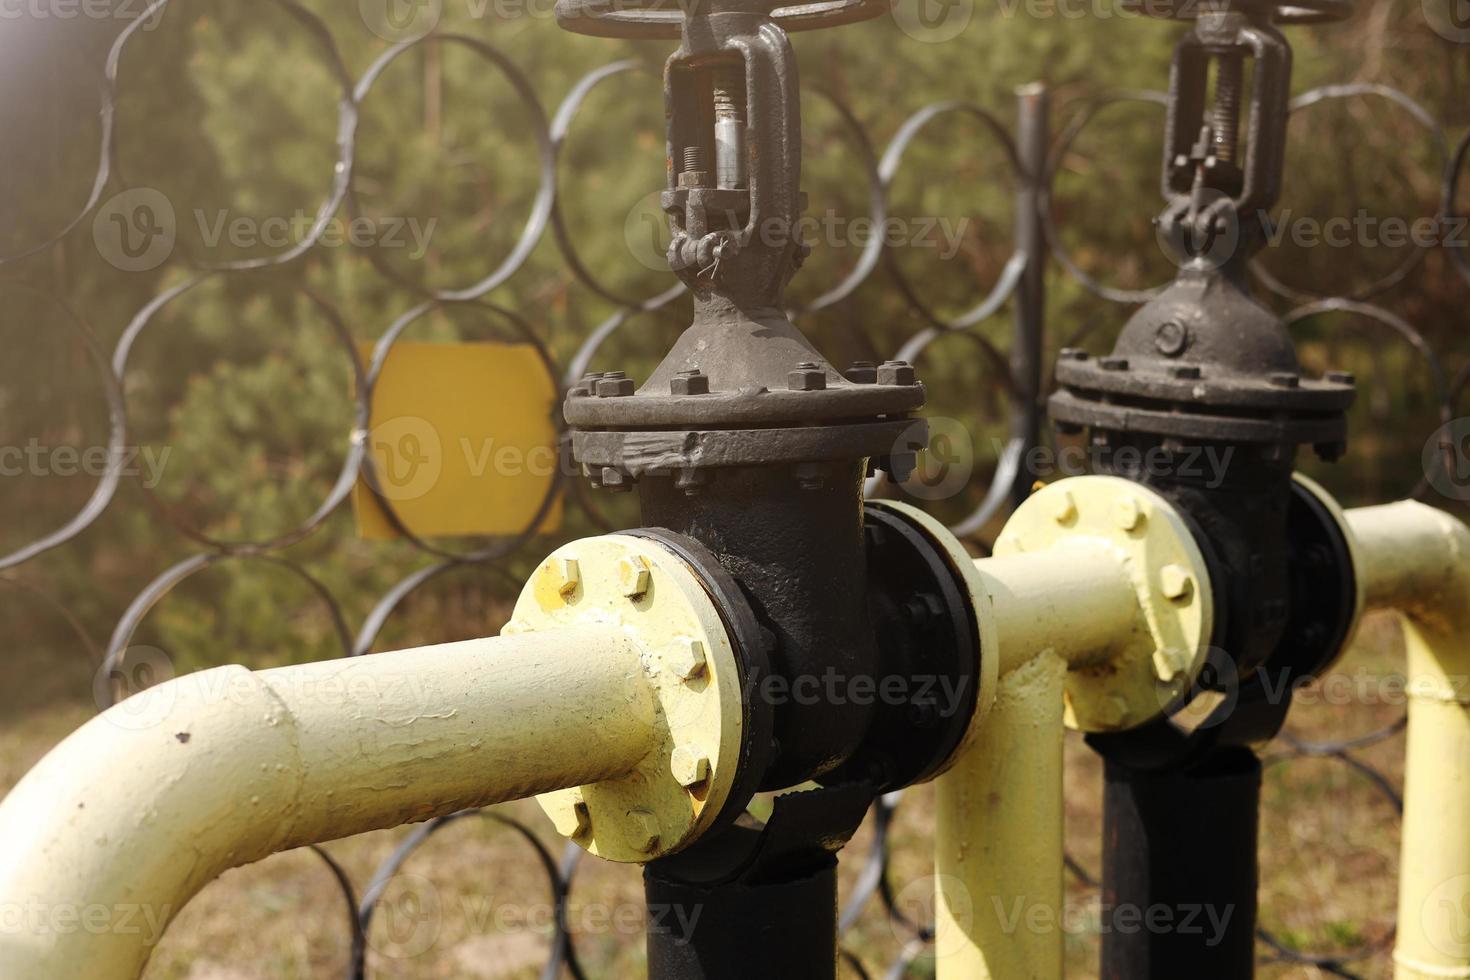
[
  {"x1": 0, "y1": 624, "x2": 660, "y2": 980},
  {"x1": 352, "y1": 339, "x2": 561, "y2": 539},
  {"x1": 937, "y1": 651, "x2": 1067, "y2": 980},
  {"x1": 993, "y1": 476, "x2": 1216, "y2": 733},
  {"x1": 511, "y1": 534, "x2": 748, "y2": 863},
  {"x1": 1344, "y1": 500, "x2": 1470, "y2": 980},
  {"x1": 934, "y1": 475, "x2": 1215, "y2": 980}
]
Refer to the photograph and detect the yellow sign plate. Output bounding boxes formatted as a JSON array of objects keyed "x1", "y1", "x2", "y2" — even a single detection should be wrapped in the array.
[{"x1": 353, "y1": 341, "x2": 562, "y2": 540}]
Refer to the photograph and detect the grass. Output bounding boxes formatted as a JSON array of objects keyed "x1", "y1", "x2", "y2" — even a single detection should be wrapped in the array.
[{"x1": 0, "y1": 614, "x2": 1409, "y2": 979}]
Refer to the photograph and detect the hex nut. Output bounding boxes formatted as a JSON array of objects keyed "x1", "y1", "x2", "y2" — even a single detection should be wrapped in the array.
[
  {"x1": 595, "y1": 372, "x2": 636, "y2": 397},
  {"x1": 671, "y1": 746, "x2": 710, "y2": 788},
  {"x1": 618, "y1": 556, "x2": 652, "y2": 598},
  {"x1": 670, "y1": 369, "x2": 710, "y2": 396},
  {"x1": 628, "y1": 809, "x2": 660, "y2": 853},
  {"x1": 668, "y1": 638, "x2": 707, "y2": 680},
  {"x1": 877, "y1": 360, "x2": 917, "y2": 386},
  {"x1": 788, "y1": 362, "x2": 826, "y2": 391},
  {"x1": 571, "y1": 372, "x2": 604, "y2": 397},
  {"x1": 1099, "y1": 695, "x2": 1129, "y2": 727},
  {"x1": 1114, "y1": 497, "x2": 1143, "y2": 531},
  {"x1": 1160, "y1": 564, "x2": 1194, "y2": 602},
  {"x1": 1152, "y1": 647, "x2": 1183, "y2": 682},
  {"x1": 1052, "y1": 490, "x2": 1078, "y2": 524},
  {"x1": 846, "y1": 361, "x2": 878, "y2": 384},
  {"x1": 552, "y1": 557, "x2": 581, "y2": 598},
  {"x1": 549, "y1": 792, "x2": 591, "y2": 839}
]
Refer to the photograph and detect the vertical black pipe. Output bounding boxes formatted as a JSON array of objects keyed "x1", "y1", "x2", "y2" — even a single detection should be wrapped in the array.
[
  {"x1": 644, "y1": 855, "x2": 839, "y2": 979},
  {"x1": 1100, "y1": 746, "x2": 1262, "y2": 980},
  {"x1": 1009, "y1": 83, "x2": 1050, "y2": 510}
]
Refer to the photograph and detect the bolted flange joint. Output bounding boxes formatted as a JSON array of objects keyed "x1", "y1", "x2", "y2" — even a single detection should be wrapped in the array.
[
  {"x1": 993, "y1": 476, "x2": 1217, "y2": 733},
  {"x1": 505, "y1": 531, "x2": 773, "y2": 863}
]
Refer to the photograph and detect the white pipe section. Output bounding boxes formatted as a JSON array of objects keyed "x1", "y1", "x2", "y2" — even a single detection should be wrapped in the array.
[{"x1": 0, "y1": 625, "x2": 656, "y2": 980}]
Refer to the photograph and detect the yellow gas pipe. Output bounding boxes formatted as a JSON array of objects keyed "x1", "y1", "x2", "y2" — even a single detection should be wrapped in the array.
[
  {"x1": 1344, "y1": 501, "x2": 1470, "y2": 980},
  {"x1": 0, "y1": 534, "x2": 749, "y2": 980},
  {"x1": 927, "y1": 476, "x2": 1217, "y2": 980}
]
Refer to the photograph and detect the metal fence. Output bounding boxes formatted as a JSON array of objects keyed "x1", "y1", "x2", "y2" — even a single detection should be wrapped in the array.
[{"x1": 2, "y1": 1, "x2": 1468, "y2": 976}]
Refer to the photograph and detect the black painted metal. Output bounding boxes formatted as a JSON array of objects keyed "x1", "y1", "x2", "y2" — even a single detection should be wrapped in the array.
[
  {"x1": 623, "y1": 527, "x2": 780, "y2": 835},
  {"x1": 1100, "y1": 747, "x2": 1262, "y2": 980},
  {"x1": 1009, "y1": 84, "x2": 1051, "y2": 511},
  {"x1": 561, "y1": 0, "x2": 925, "y2": 492},
  {"x1": 1066, "y1": 5, "x2": 1366, "y2": 978},
  {"x1": 646, "y1": 854, "x2": 840, "y2": 979},
  {"x1": 643, "y1": 784, "x2": 872, "y2": 980},
  {"x1": 555, "y1": 1, "x2": 969, "y2": 972},
  {"x1": 640, "y1": 462, "x2": 881, "y2": 787},
  {"x1": 827, "y1": 503, "x2": 982, "y2": 790}
]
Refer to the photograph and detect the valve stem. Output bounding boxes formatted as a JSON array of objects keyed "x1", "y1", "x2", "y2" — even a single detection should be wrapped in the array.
[
  {"x1": 1211, "y1": 53, "x2": 1245, "y2": 165},
  {"x1": 711, "y1": 64, "x2": 747, "y2": 190}
]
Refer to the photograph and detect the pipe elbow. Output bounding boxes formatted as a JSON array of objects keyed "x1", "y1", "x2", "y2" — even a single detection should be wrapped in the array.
[
  {"x1": 0, "y1": 624, "x2": 664, "y2": 980},
  {"x1": 1347, "y1": 500, "x2": 1470, "y2": 639},
  {"x1": 0, "y1": 665, "x2": 306, "y2": 978}
]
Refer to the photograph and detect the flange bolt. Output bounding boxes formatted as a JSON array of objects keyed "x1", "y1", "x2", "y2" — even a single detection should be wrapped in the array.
[
  {"x1": 878, "y1": 360, "x2": 918, "y2": 386},
  {"x1": 595, "y1": 371, "x2": 636, "y2": 397},
  {"x1": 788, "y1": 362, "x2": 827, "y2": 391},
  {"x1": 670, "y1": 368, "x2": 710, "y2": 395}
]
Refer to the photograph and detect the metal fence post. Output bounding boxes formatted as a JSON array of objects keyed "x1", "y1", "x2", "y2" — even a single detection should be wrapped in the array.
[{"x1": 1009, "y1": 83, "x2": 1050, "y2": 511}]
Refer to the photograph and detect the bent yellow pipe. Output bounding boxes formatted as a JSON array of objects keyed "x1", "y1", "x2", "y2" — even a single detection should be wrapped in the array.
[
  {"x1": 936, "y1": 544, "x2": 1139, "y2": 980},
  {"x1": 935, "y1": 477, "x2": 1215, "y2": 980},
  {"x1": 1346, "y1": 501, "x2": 1470, "y2": 980},
  {"x1": 0, "y1": 625, "x2": 655, "y2": 980}
]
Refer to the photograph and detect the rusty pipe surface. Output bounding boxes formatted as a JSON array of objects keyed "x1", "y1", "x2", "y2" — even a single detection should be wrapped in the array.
[{"x1": 0, "y1": 625, "x2": 656, "y2": 980}]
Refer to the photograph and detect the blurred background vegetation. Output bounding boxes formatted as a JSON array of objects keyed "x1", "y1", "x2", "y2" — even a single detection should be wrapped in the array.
[{"x1": 0, "y1": 0, "x2": 1465, "y2": 975}]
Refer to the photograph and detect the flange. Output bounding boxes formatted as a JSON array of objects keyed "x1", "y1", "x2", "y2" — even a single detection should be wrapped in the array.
[
  {"x1": 996, "y1": 476, "x2": 1216, "y2": 733},
  {"x1": 1271, "y1": 473, "x2": 1364, "y2": 682},
  {"x1": 863, "y1": 500, "x2": 1000, "y2": 769},
  {"x1": 506, "y1": 534, "x2": 748, "y2": 862}
]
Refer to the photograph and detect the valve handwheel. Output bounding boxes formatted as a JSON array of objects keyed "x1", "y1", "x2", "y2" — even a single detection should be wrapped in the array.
[
  {"x1": 1119, "y1": 0, "x2": 1354, "y2": 24},
  {"x1": 555, "y1": 0, "x2": 892, "y2": 38}
]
